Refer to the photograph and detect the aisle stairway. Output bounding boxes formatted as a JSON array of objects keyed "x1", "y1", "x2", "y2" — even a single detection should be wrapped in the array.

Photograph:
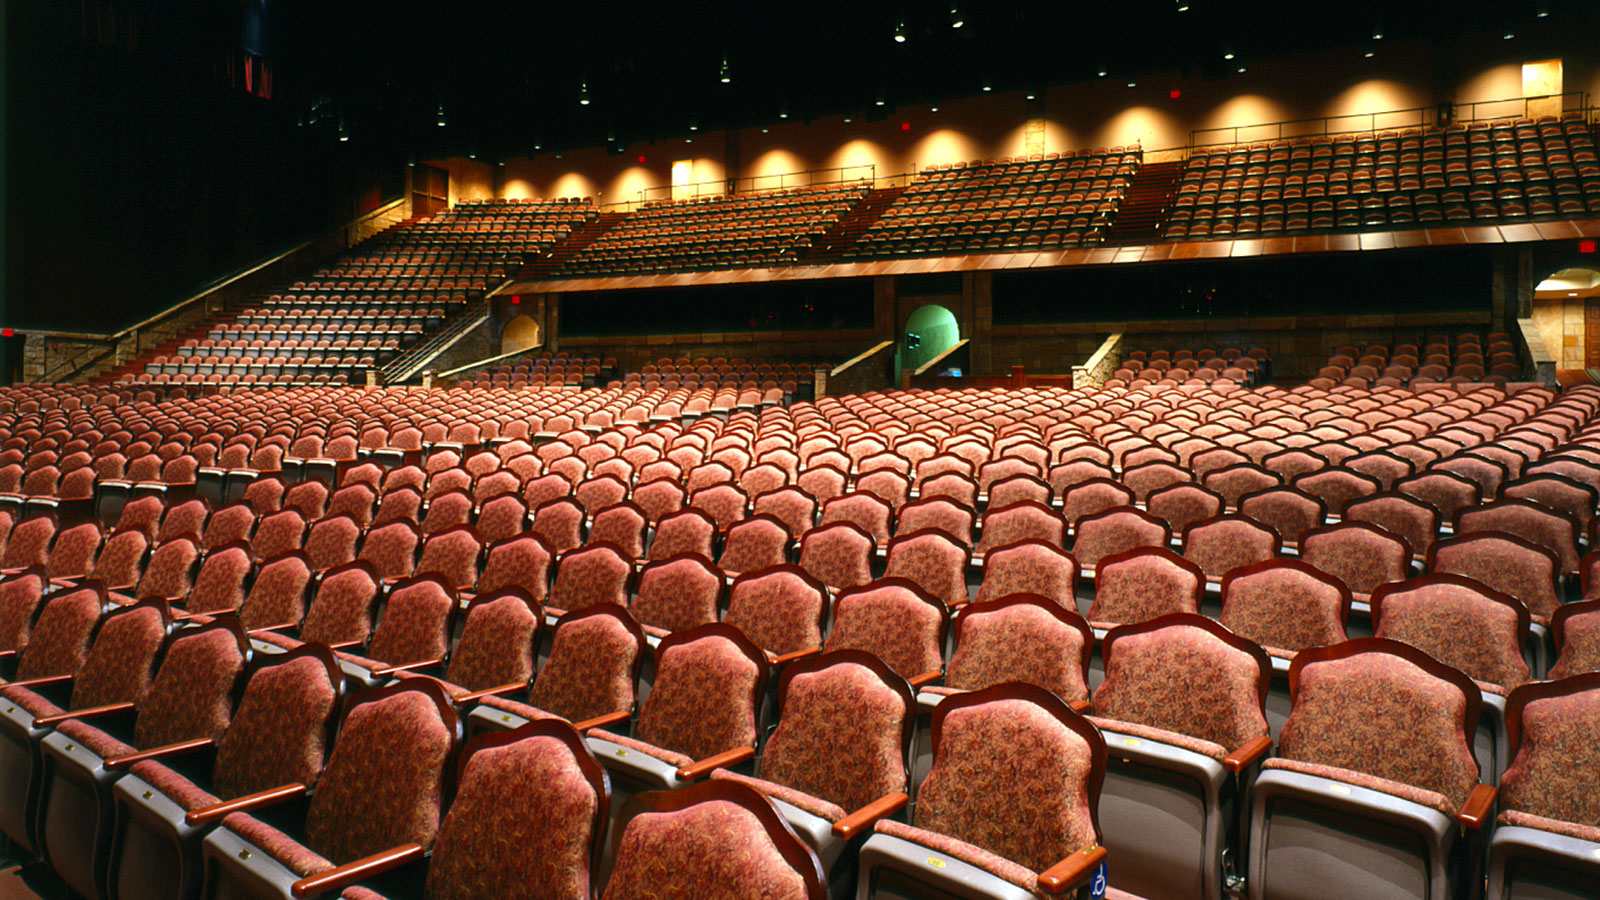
[
  {"x1": 799, "y1": 186, "x2": 908, "y2": 262},
  {"x1": 1104, "y1": 160, "x2": 1185, "y2": 245}
]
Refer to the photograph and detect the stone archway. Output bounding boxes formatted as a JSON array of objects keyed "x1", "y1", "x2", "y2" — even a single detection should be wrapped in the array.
[{"x1": 501, "y1": 315, "x2": 542, "y2": 355}]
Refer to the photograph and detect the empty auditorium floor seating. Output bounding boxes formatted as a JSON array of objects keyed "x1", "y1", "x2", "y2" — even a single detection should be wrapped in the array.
[
  {"x1": 554, "y1": 181, "x2": 871, "y2": 276},
  {"x1": 107, "y1": 198, "x2": 594, "y2": 390},
  {"x1": 1317, "y1": 330, "x2": 1521, "y2": 387},
  {"x1": 1109, "y1": 346, "x2": 1271, "y2": 388},
  {"x1": 616, "y1": 356, "x2": 823, "y2": 396},
  {"x1": 844, "y1": 147, "x2": 1142, "y2": 258},
  {"x1": 456, "y1": 351, "x2": 616, "y2": 390},
  {"x1": 3, "y1": 376, "x2": 1600, "y2": 899},
  {"x1": 1166, "y1": 113, "x2": 1600, "y2": 239}
]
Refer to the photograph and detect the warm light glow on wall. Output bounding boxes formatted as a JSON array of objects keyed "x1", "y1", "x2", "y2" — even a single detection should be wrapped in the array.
[
  {"x1": 1321, "y1": 80, "x2": 1428, "y2": 129},
  {"x1": 500, "y1": 178, "x2": 536, "y2": 200},
  {"x1": 748, "y1": 149, "x2": 806, "y2": 187},
  {"x1": 911, "y1": 129, "x2": 982, "y2": 168},
  {"x1": 551, "y1": 172, "x2": 599, "y2": 201},
  {"x1": 606, "y1": 166, "x2": 656, "y2": 206},
  {"x1": 827, "y1": 140, "x2": 892, "y2": 178},
  {"x1": 1199, "y1": 94, "x2": 1295, "y2": 143},
  {"x1": 1094, "y1": 107, "x2": 1183, "y2": 153},
  {"x1": 1522, "y1": 59, "x2": 1564, "y2": 118}
]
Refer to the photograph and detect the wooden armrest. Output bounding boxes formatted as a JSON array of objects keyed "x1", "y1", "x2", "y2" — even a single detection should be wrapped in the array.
[
  {"x1": 35, "y1": 701, "x2": 136, "y2": 727},
  {"x1": 246, "y1": 622, "x2": 298, "y2": 636},
  {"x1": 907, "y1": 670, "x2": 943, "y2": 689},
  {"x1": 676, "y1": 745, "x2": 756, "y2": 782},
  {"x1": 832, "y1": 791, "x2": 909, "y2": 839},
  {"x1": 770, "y1": 647, "x2": 822, "y2": 666},
  {"x1": 325, "y1": 639, "x2": 364, "y2": 652},
  {"x1": 1036, "y1": 844, "x2": 1107, "y2": 895},
  {"x1": 48, "y1": 578, "x2": 82, "y2": 589},
  {"x1": 184, "y1": 782, "x2": 308, "y2": 827},
  {"x1": 289, "y1": 842, "x2": 425, "y2": 899},
  {"x1": 1224, "y1": 735, "x2": 1274, "y2": 773},
  {"x1": 2, "y1": 673, "x2": 74, "y2": 690},
  {"x1": 369, "y1": 657, "x2": 444, "y2": 677},
  {"x1": 1067, "y1": 699, "x2": 1091, "y2": 714},
  {"x1": 0, "y1": 649, "x2": 16, "y2": 661},
  {"x1": 572, "y1": 710, "x2": 631, "y2": 732},
  {"x1": 106, "y1": 737, "x2": 214, "y2": 770},
  {"x1": 451, "y1": 682, "x2": 525, "y2": 704},
  {"x1": 1457, "y1": 783, "x2": 1497, "y2": 829}
]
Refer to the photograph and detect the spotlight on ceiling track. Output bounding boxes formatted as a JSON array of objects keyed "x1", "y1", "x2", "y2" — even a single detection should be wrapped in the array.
[
  {"x1": 1536, "y1": 3, "x2": 1549, "y2": 16},
  {"x1": 1372, "y1": 24, "x2": 1383, "y2": 40},
  {"x1": 894, "y1": 16, "x2": 906, "y2": 42},
  {"x1": 579, "y1": 81, "x2": 591, "y2": 105},
  {"x1": 1097, "y1": 65, "x2": 1108, "y2": 77},
  {"x1": 1175, "y1": 0, "x2": 1189, "y2": 10},
  {"x1": 950, "y1": 3, "x2": 963, "y2": 27},
  {"x1": 1503, "y1": 27, "x2": 1515, "y2": 39},
  {"x1": 981, "y1": 76, "x2": 992, "y2": 92},
  {"x1": 435, "y1": 102, "x2": 447, "y2": 127},
  {"x1": 875, "y1": 88, "x2": 886, "y2": 107},
  {"x1": 1364, "y1": 44, "x2": 1376, "y2": 58},
  {"x1": 1127, "y1": 76, "x2": 1137, "y2": 87},
  {"x1": 719, "y1": 54, "x2": 731, "y2": 83},
  {"x1": 1223, "y1": 47, "x2": 1235, "y2": 60},
  {"x1": 689, "y1": 117, "x2": 698, "y2": 131},
  {"x1": 779, "y1": 102, "x2": 789, "y2": 119}
]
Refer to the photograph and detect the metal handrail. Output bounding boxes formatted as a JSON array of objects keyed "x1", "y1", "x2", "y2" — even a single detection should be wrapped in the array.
[{"x1": 437, "y1": 343, "x2": 544, "y2": 379}]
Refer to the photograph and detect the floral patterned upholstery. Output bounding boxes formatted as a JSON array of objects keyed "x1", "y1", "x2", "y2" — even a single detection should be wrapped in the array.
[
  {"x1": 1278, "y1": 648, "x2": 1479, "y2": 810},
  {"x1": 1088, "y1": 548, "x2": 1202, "y2": 628},
  {"x1": 367, "y1": 578, "x2": 455, "y2": 666},
  {"x1": 819, "y1": 493, "x2": 891, "y2": 545},
  {"x1": 374, "y1": 487, "x2": 423, "y2": 527},
  {"x1": 67, "y1": 603, "x2": 167, "y2": 711},
  {"x1": 243, "y1": 477, "x2": 287, "y2": 514},
  {"x1": 1060, "y1": 479, "x2": 1136, "y2": 529},
  {"x1": 158, "y1": 499, "x2": 211, "y2": 544},
  {"x1": 479, "y1": 535, "x2": 554, "y2": 596},
  {"x1": 446, "y1": 594, "x2": 538, "y2": 692},
  {"x1": 576, "y1": 475, "x2": 630, "y2": 516},
  {"x1": 300, "y1": 565, "x2": 381, "y2": 645},
  {"x1": 798, "y1": 522, "x2": 873, "y2": 591},
  {"x1": 1300, "y1": 524, "x2": 1409, "y2": 599},
  {"x1": 531, "y1": 499, "x2": 586, "y2": 555},
  {"x1": 1219, "y1": 562, "x2": 1348, "y2": 656},
  {"x1": 1093, "y1": 619, "x2": 1268, "y2": 756},
  {"x1": 1120, "y1": 462, "x2": 1191, "y2": 504},
  {"x1": 421, "y1": 491, "x2": 475, "y2": 536},
  {"x1": 1237, "y1": 487, "x2": 1324, "y2": 547},
  {"x1": 754, "y1": 659, "x2": 909, "y2": 814},
  {"x1": 201, "y1": 505, "x2": 257, "y2": 550},
  {"x1": 9, "y1": 587, "x2": 102, "y2": 682},
  {"x1": 909, "y1": 696, "x2": 1098, "y2": 874},
  {"x1": 306, "y1": 515, "x2": 362, "y2": 572},
  {"x1": 691, "y1": 484, "x2": 751, "y2": 533},
  {"x1": 1202, "y1": 465, "x2": 1281, "y2": 508},
  {"x1": 420, "y1": 730, "x2": 602, "y2": 900},
  {"x1": 2, "y1": 517, "x2": 54, "y2": 570},
  {"x1": 293, "y1": 688, "x2": 456, "y2": 865},
  {"x1": 1433, "y1": 456, "x2": 1507, "y2": 501},
  {"x1": 752, "y1": 487, "x2": 817, "y2": 540},
  {"x1": 187, "y1": 653, "x2": 341, "y2": 800},
  {"x1": 631, "y1": 478, "x2": 686, "y2": 525},
  {"x1": 1292, "y1": 469, "x2": 1380, "y2": 516},
  {"x1": 1396, "y1": 472, "x2": 1480, "y2": 525},
  {"x1": 1374, "y1": 578, "x2": 1530, "y2": 693},
  {"x1": 358, "y1": 522, "x2": 420, "y2": 580},
  {"x1": 46, "y1": 523, "x2": 102, "y2": 580},
  {"x1": 252, "y1": 509, "x2": 307, "y2": 561},
  {"x1": 1182, "y1": 515, "x2": 1279, "y2": 579},
  {"x1": 136, "y1": 537, "x2": 199, "y2": 600},
  {"x1": 740, "y1": 464, "x2": 790, "y2": 500},
  {"x1": 239, "y1": 553, "x2": 312, "y2": 629},
  {"x1": 896, "y1": 498, "x2": 975, "y2": 549},
  {"x1": 283, "y1": 481, "x2": 330, "y2": 520},
  {"x1": 584, "y1": 504, "x2": 643, "y2": 559},
  {"x1": 417, "y1": 528, "x2": 482, "y2": 589},
  {"x1": 1551, "y1": 604, "x2": 1600, "y2": 680},
  {"x1": 1345, "y1": 494, "x2": 1439, "y2": 557},
  {"x1": 550, "y1": 544, "x2": 633, "y2": 613},
  {"x1": 507, "y1": 610, "x2": 642, "y2": 723},
  {"x1": 0, "y1": 569, "x2": 45, "y2": 653},
  {"x1": 824, "y1": 581, "x2": 944, "y2": 678},
  {"x1": 1432, "y1": 534, "x2": 1560, "y2": 623},
  {"x1": 115, "y1": 497, "x2": 166, "y2": 539},
  {"x1": 649, "y1": 509, "x2": 716, "y2": 561},
  {"x1": 472, "y1": 470, "x2": 522, "y2": 506},
  {"x1": 1147, "y1": 484, "x2": 1225, "y2": 539},
  {"x1": 978, "y1": 502, "x2": 1070, "y2": 563},
  {"x1": 884, "y1": 531, "x2": 970, "y2": 605},
  {"x1": 187, "y1": 545, "x2": 252, "y2": 614},
  {"x1": 1047, "y1": 459, "x2": 1115, "y2": 498},
  {"x1": 603, "y1": 797, "x2": 809, "y2": 900},
  {"x1": 919, "y1": 472, "x2": 979, "y2": 509},
  {"x1": 796, "y1": 465, "x2": 848, "y2": 504},
  {"x1": 718, "y1": 516, "x2": 791, "y2": 577},
  {"x1": 424, "y1": 468, "x2": 472, "y2": 503},
  {"x1": 1498, "y1": 684, "x2": 1600, "y2": 832},
  {"x1": 724, "y1": 567, "x2": 828, "y2": 657},
  {"x1": 131, "y1": 627, "x2": 245, "y2": 749},
  {"x1": 626, "y1": 631, "x2": 762, "y2": 762},
  {"x1": 632, "y1": 555, "x2": 724, "y2": 634},
  {"x1": 1072, "y1": 508, "x2": 1169, "y2": 571},
  {"x1": 856, "y1": 470, "x2": 911, "y2": 512},
  {"x1": 1458, "y1": 501, "x2": 1581, "y2": 574},
  {"x1": 475, "y1": 494, "x2": 529, "y2": 546},
  {"x1": 944, "y1": 600, "x2": 1089, "y2": 702}
]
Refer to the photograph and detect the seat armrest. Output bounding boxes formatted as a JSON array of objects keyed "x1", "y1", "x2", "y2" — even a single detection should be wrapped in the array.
[
  {"x1": 1067, "y1": 699, "x2": 1091, "y2": 713},
  {"x1": 0, "y1": 650, "x2": 16, "y2": 662},
  {"x1": 770, "y1": 647, "x2": 822, "y2": 666},
  {"x1": 676, "y1": 745, "x2": 756, "y2": 782},
  {"x1": 1224, "y1": 735, "x2": 1274, "y2": 773},
  {"x1": 450, "y1": 682, "x2": 525, "y2": 704},
  {"x1": 572, "y1": 710, "x2": 631, "y2": 733},
  {"x1": 369, "y1": 657, "x2": 445, "y2": 677},
  {"x1": 832, "y1": 791, "x2": 910, "y2": 839},
  {"x1": 289, "y1": 842, "x2": 425, "y2": 899},
  {"x1": 35, "y1": 701, "x2": 136, "y2": 727},
  {"x1": 105, "y1": 737, "x2": 215, "y2": 770},
  {"x1": 907, "y1": 670, "x2": 943, "y2": 689},
  {"x1": 325, "y1": 639, "x2": 364, "y2": 651},
  {"x1": 185, "y1": 782, "x2": 309, "y2": 826},
  {"x1": 1457, "y1": 783, "x2": 1497, "y2": 829},
  {"x1": 2, "y1": 673, "x2": 74, "y2": 690},
  {"x1": 246, "y1": 622, "x2": 299, "y2": 636},
  {"x1": 1036, "y1": 844, "x2": 1107, "y2": 895}
]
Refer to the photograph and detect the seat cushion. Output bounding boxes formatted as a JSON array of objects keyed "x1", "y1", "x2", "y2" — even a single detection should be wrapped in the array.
[
  {"x1": 221, "y1": 811, "x2": 336, "y2": 879},
  {"x1": 710, "y1": 770, "x2": 846, "y2": 822},
  {"x1": 875, "y1": 819, "x2": 1038, "y2": 893},
  {"x1": 1261, "y1": 757, "x2": 1456, "y2": 816}
]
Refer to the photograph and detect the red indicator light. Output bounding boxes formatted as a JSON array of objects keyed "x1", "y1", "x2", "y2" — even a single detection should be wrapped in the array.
[
  {"x1": 1170, "y1": 89, "x2": 1181, "y2": 99},
  {"x1": 510, "y1": 296, "x2": 520, "y2": 305},
  {"x1": 1, "y1": 329, "x2": 12, "y2": 338},
  {"x1": 901, "y1": 122, "x2": 911, "y2": 132},
  {"x1": 637, "y1": 155, "x2": 647, "y2": 164},
  {"x1": 1580, "y1": 239, "x2": 1597, "y2": 254}
]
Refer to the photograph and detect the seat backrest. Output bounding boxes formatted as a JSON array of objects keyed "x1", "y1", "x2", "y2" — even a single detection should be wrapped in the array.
[
  {"x1": 1279, "y1": 639, "x2": 1481, "y2": 812},
  {"x1": 1457, "y1": 498, "x2": 1581, "y2": 574},
  {"x1": 1072, "y1": 506, "x2": 1171, "y2": 571},
  {"x1": 823, "y1": 578, "x2": 948, "y2": 679},
  {"x1": 1550, "y1": 599, "x2": 1600, "y2": 680},
  {"x1": 0, "y1": 567, "x2": 46, "y2": 654},
  {"x1": 723, "y1": 565, "x2": 830, "y2": 658},
  {"x1": 132, "y1": 618, "x2": 250, "y2": 750},
  {"x1": 633, "y1": 553, "x2": 726, "y2": 634},
  {"x1": 915, "y1": 685, "x2": 1104, "y2": 873},
  {"x1": 1344, "y1": 491, "x2": 1441, "y2": 558},
  {"x1": 300, "y1": 679, "x2": 462, "y2": 865},
  {"x1": 1371, "y1": 574, "x2": 1531, "y2": 693},
  {"x1": 797, "y1": 520, "x2": 874, "y2": 591},
  {"x1": 527, "y1": 606, "x2": 648, "y2": 724},
  {"x1": 1088, "y1": 547, "x2": 1204, "y2": 627},
  {"x1": 478, "y1": 533, "x2": 555, "y2": 596},
  {"x1": 945, "y1": 595, "x2": 1092, "y2": 702},
  {"x1": 305, "y1": 513, "x2": 362, "y2": 572},
  {"x1": 717, "y1": 514, "x2": 792, "y2": 576},
  {"x1": 301, "y1": 561, "x2": 382, "y2": 645},
  {"x1": 1181, "y1": 513, "x2": 1282, "y2": 579},
  {"x1": 1095, "y1": 613, "x2": 1270, "y2": 752},
  {"x1": 1498, "y1": 674, "x2": 1600, "y2": 832},
  {"x1": 357, "y1": 520, "x2": 421, "y2": 580},
  {"x1": 12, "y1": 582, "x2": 107, "y2": 682},
  {"x1": 1299, "y1": 522, "x2": 1411, "y2": 598},
  {"x1": 417, "y1": 525, "x2": 483, "y2": 590},
  {"x1": 1219, "y1": 560, "x2": 1350, "y2": 656},
  {"x1": 634, "y1": 624, "x2": 771, "y2": 762},
  {"x1": 238, "y1": 551, "x2": 312, "y2": 631},
  {"x1": 367, "y1": 574, "x2": 457, "y2": 668},
  {"x1": 136, "y1": 535, "x2": 201, "y2": 600},
  {"x1": 208, "y1": 644, "x2": 342, "y2": 800},
  {"x1": 445, "y1": 588, "x2": 540, "y2": 693},
  {"x1": 187, "y1": 542, "x2": 253, "y2": 614},
  {"x1": 649, "y1": 508, "x2": 717, "y2": 561},
  {"x1": 550, "y1": 542, "x2": 634, "y2": 613},
  {"x1": 1429, "y1": 532, "x2": 1560, "y2": 623},
  {"x1": 1147, "y1": 483, "x2": 1226, "y2": 538},
  {"x1": 69, "y1": 597, "x2": 170, "y2": 712},
  {"x1": 819, "y1": 492, "x2": 891, "y2": 545},
  {"x1": 883, "y1": 529, "x2": 970, "y2": 606}
]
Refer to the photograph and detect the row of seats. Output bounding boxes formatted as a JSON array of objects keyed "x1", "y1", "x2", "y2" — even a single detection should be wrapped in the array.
[
  {"x1": 1317, "y1": 331, "x2": 1519, "y2": 387},
  {"x1": 1167, "y1": 113, "x2": 1600, "y2": 238}
]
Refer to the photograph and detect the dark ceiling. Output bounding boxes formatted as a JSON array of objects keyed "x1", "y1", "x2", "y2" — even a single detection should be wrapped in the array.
[{"x1": 254, "y1": 0, "x2": 1592, "y2": 162}]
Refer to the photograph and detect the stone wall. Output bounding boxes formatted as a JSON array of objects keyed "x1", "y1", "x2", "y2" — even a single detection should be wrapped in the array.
[
  {"x1": 827, "y1": 341, "x2": 897, "y2": 396},
  {"x1": 560, "y1": 329, "x2": 878, "y2": 374},
  {"x1": 1529, "y1": 297, "x2": 1585, "y2": 371},
  {"x1": 1072, "y1": 333, "x2": 1125, "y2": 388}
]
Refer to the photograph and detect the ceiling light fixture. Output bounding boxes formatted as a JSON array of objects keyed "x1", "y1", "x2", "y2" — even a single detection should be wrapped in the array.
[
  {"x1": 579, "y1": 81, "x2": 591, "y2": 105},
  {"x1": 1175, "y1": 0, "x2": 1189, "y2": 10},
  {"x1": 435, "y1": 102, "x2": 447, "y2": 127},
  {"x1": 719, "y1": 54, "x2": 731, "y2": 83},
  {"x1": 950, "y1": 3, "x2": 963, "y2": 27},
  {"x1": 894, "y1": 16, "x2": 906, "y2": 42}
]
